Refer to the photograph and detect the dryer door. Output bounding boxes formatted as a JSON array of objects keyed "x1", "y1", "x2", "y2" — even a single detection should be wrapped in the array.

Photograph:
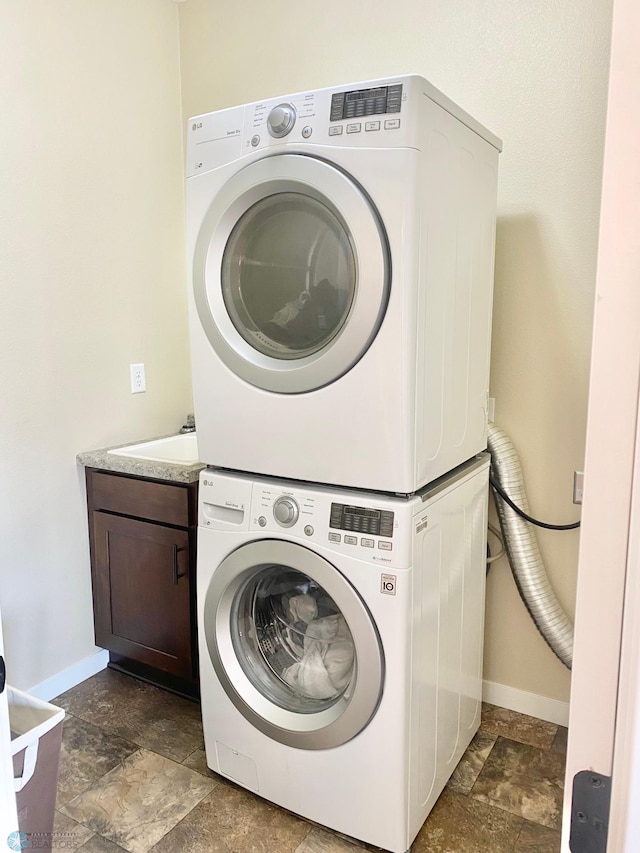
[
  {"x1": 203, "y1": 540, "x2": 384, "y2": 749},
  {"x1": 192, "y1": 154, "x2": 390, "y2": 393}
]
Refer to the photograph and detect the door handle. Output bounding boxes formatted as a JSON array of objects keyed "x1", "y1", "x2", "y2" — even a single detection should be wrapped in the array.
[
  {"x1": 172, "y1": 546, "x2": 187, "y2": 585},
  {"x1": 0, "y1": 656, "x2": 5, "y2": 694}
]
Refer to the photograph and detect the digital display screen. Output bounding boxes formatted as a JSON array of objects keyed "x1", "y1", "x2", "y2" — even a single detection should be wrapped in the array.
[
  {"x1": 345, "y1": 87, "x2": 387, "y2": 102},
  {"x1": 345, "y1": 506, "x2": 381, "y2": 519},
  {"x1": 330, "y1": 83, "x2": 402, "y2": 122}
]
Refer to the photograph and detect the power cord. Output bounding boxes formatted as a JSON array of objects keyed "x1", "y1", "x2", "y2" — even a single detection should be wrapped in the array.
[
  {"x1": 486, "y1": 521, "x2": 505, "y2": 563},
  {"x1": 486, "y1": 521, "x2": 505, "y2": 574},
  {"x1": 489, "y1": 475, "x2": 581, "y2": 531}
]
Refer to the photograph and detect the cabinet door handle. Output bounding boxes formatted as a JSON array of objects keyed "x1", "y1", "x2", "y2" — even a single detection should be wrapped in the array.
[
  {"x1": 0, "y1": 656, "x2": 5, "y2": 694},
  {"x1": 173, "y1": 545, "x2": 187, "y2": 585}
]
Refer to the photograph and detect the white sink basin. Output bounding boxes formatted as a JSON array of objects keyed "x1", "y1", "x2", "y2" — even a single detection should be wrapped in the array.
[{"x1": 108, "y1": 433, "x2": 199, "y2": 465}]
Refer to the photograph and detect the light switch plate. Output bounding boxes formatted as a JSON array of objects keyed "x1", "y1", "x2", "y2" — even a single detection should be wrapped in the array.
[{"x1": 573, "y1": 470, "x2": 584, "y2": 505}]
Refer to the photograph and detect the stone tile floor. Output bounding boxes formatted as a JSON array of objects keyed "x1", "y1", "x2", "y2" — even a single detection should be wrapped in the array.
[{"x1": 51, "y1": 670, "x2": 565, "y2": 852}]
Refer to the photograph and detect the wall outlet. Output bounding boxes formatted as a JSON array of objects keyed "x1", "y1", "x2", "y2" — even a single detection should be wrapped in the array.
[
  {"x1": 130, "y1": 363, "x2": 146, "y2": 394},
  {"x1": 488, "y1": 397, "x2": 496, "y2": 423},
  {"x1": 573, "y1": 470, "x2": 584, "y2": 505}
]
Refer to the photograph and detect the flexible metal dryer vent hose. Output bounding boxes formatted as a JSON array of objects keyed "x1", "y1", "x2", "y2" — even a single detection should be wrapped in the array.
[{"x1": 487, "y1": 423, "x2": 574, "y2": 669}]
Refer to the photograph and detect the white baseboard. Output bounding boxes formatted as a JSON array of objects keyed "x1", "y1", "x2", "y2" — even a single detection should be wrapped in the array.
[
  {"x1": 26, "y1": 649, "x2": 109, "y2": 703},
  {"x1": 483, "y1": 679, "x2": 570, "y2": 727}
]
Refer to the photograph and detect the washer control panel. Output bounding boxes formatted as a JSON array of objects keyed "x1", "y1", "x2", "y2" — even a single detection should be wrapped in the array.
[
  {"x1": 199, "y1": 471, "x2": 410, "y2": 568},
  {"x1": 249, "y1": 482, "x2": 406, "y2": 566}
]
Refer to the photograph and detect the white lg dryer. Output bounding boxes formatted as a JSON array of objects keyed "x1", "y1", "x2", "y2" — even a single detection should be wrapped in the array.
[
  {"x1": 186, "y1": 75, "x2": 501, "y2": 493},
  {"x1": 196, "y1": 455, "x2": 490, "y2": 853}
]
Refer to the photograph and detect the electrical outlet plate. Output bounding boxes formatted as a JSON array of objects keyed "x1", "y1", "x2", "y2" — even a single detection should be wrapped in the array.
[
  {"x1": 573, "y1": 470, "x2": 584, "y2": 505},
  {"x1": 130, "y1": 363, "x2": 146, "y2": 394}
]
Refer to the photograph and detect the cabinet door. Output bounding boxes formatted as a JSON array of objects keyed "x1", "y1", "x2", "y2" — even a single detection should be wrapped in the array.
[{"x1": 92, "y1": 512, "x2": 193, "y2": 679}]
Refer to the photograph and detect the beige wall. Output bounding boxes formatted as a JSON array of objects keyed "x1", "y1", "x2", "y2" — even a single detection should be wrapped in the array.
[
  {"x1": 178, "y1": 0, "x2": 613, "y2": 703},
  {"x1": 0, "y1": 1, "x2": 191, "y2": 689},
  {"x1": 0, "y1": 0, "x2": 613, "y2": 705}
]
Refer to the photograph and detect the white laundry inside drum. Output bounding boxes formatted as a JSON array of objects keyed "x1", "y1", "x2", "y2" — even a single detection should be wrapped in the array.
[
  {"x1": 232, "y1": 568, "x2": 356, "y2": 711},
  {"x1": 281, "y1": 595, "x2": 354, "y2": 699}
]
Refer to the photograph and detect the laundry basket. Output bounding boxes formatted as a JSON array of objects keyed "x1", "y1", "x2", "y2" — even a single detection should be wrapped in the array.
[{"x1": 9, "y1": 686, "x2": 65, "y2": 839}]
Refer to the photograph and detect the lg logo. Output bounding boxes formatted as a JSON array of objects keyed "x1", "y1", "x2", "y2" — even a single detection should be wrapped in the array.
[{"x1": 380, "y1": 574, "x2": 396, "y2": 596}]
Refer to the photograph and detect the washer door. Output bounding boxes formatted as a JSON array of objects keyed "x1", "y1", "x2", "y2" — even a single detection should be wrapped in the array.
[
  {"x1": 193, "y1": 154, "x2": 390, "y2": 393},
  {"x1": 203, "y1": 540, "x2": 384, "y2": 749}
]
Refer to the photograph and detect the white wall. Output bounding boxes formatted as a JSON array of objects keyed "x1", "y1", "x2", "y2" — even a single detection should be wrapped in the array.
[
  {"x1": 0, "y1": 1, "x2": 191, "y2": 690},
  {"x1": 178, "y1": 0, "x2": 613, "y2": 704}
]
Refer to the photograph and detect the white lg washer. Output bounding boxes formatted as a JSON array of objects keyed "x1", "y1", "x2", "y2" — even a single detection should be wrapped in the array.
[
  {"x1": 197, "y1": 454, "x2": 490, "y2": 853},
  {"x1": 186, "y1": 75, "x2": 501, "y2": 494}
]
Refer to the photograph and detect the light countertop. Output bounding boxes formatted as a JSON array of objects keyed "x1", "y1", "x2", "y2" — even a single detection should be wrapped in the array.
[{"x1": 76, "y1": 435, "x2": 205, "y2": 484}]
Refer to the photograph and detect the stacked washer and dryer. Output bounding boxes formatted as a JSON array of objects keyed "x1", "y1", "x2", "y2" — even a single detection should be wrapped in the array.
[{"x1": 186, "y1": 75, "x2": 501, "y2": 853}]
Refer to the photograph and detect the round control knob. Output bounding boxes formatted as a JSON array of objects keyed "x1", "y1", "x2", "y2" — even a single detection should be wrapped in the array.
[
  {"x1": 267, "y1": 103, "x2": 296, "y2": 138},
  {"x1": 273, "y1": 496, "x2": 299, "y2": 527}
]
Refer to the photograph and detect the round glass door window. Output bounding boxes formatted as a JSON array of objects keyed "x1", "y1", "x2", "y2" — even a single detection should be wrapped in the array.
[
  {"x1": 192, "y1": 154, "x2": 390, "y2": 393},
  {"x1": 230, "y1": 565, "x2": 356, "y2": 714},
  {"x1": 222, "y1": 193, "x2": 356, "y2": 359}
]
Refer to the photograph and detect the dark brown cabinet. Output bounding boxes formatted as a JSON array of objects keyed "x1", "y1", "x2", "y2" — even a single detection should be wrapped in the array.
[{"x1": 85, "y1": 468, "x2": 199, "y2": 697}]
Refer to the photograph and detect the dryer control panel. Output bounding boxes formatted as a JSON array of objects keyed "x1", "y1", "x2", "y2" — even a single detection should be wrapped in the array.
[
  {"x1": 187, "y1": 74, "x2": 500, "y2": 178},
  {"x1": 329, "y1": 83, "x2": 403, "y2": 122},
  {"x1": 186, "y1": 75, "x2": 426, "y2": 176}
]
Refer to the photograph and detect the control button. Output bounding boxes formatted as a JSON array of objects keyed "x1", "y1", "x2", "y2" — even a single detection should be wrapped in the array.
[
  {"x1": 329, "y1": 126, "x2": 343, "y2": 136},
  {"x1": 386, "y1": 84, "x2": 403, "y2": 113},
  {"x1": 346, "y1": 123, "x2": 362, "y2": 134},
  {"x1": 344, "y1": 535, "x2": 357, "y2": 545},
  {"x1": 250, "y1": 134, "x2": 260, "y2": 147},
  {"x1": 301, "y1": 126, "x2": 312, "y2": 139},
  {"x1": 304, "y1": 525, "x2": 314, "y2": 536},
  {"x1": 258, "y1": 516, "x2": 267, "y2": 527},
  {"x1": 273, "y1": 496, "x2": 299, "y2": 527},
  {"x1": 361, "y1": 538, "x2": 375, "y2": 548},
  {"x1": 365, "y1": 121, "x2": 381, "y2": 132},
  {"x1": 378, "y1": 541, "x2": 393, "y2": 551},
  {"x1": 384, "y1": 118, "x2": 401, "y2": 130},
  {"x1": 267, "y1": 103, "x2": 297, "y2": 138},
  {"x1": 328, "y1": 532, "x2": 341, "y2": 543},
  {"x1": 330, "y1": 92, "x2": 345, "y2": 121}
]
